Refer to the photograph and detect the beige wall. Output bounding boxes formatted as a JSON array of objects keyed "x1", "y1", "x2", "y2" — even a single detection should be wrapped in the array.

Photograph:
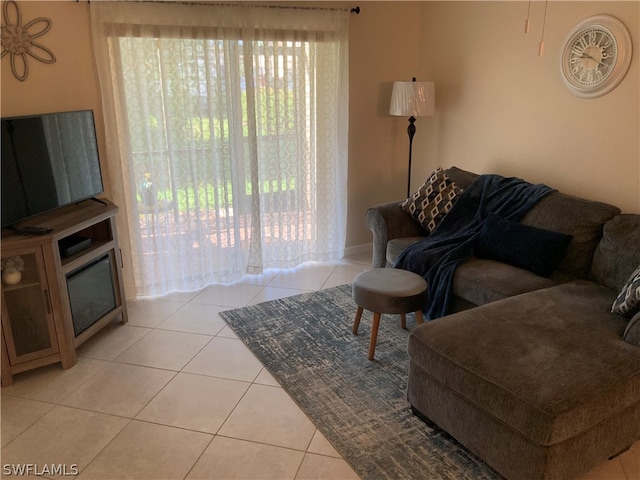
[
  {"x1": 1, "y1": 1, "x2": 637, "y2": 251},
  {"x1": 0, "y1": 1, "x2": 98, "y2": 115},
  {"x1": 412, "y1": 1, "x2": 639, "y2": 223},
  {"x1": 347, "y1": 2, "x2": 423, "y2": 246}
]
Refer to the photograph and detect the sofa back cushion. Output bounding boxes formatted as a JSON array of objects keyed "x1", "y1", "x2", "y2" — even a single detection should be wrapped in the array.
[
  {"x1": 443, "y1": 166, "x2": 478, "y2": 190},
  {"x1": 519, "y1": 193, "x2": 620, "y2": 279},
  {"x1": 590, "y1": 214, "x2": 640, "y2": 291},
  {"x1": 443, "y1": 166, "x2": 621, "y2": 279}
]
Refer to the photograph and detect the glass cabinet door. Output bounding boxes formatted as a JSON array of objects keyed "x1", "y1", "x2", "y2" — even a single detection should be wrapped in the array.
[{"x1": 1, "y1": 249, "x2": 59, "y2": 363}]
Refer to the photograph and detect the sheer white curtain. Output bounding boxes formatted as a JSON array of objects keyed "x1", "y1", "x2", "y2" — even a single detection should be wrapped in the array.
[{"x1": 90, "y1": 2, "x2": 349, "y2": 297}]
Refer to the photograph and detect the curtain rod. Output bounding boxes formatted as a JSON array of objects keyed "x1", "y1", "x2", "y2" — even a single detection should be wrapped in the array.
[
  {"x1": 253, "y1": 4, "x2": 360, "y2": 14},
  {"x1": 77, "y1": 1, "x2": 360, "y2": 14}
]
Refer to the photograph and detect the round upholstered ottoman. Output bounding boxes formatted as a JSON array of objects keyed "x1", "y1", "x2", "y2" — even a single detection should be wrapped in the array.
[{"x1": 352, "y1": 268, "x2": 428, "y2": 360}]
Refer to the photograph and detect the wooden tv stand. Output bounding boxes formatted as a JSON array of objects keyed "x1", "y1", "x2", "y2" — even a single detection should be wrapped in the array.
[{"x1": 1, "y1": 198, "x2": 128, "y2": 387}]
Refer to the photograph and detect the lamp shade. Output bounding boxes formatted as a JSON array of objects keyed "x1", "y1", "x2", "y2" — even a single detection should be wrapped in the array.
[{"x1": 389, "y1": 81, "x2": 435, "y2": 117}]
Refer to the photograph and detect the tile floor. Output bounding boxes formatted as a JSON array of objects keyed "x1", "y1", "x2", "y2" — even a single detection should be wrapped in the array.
[{"x1": 2, "y1": 252, "x2": 639, "y2": 480}]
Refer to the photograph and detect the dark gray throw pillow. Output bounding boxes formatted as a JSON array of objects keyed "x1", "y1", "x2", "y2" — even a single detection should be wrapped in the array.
[{"x1": 475, "y1": 213, "x2": 573, "y2": 277}]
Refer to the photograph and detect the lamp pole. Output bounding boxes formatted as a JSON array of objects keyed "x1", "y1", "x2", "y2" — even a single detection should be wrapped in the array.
[{"x1": 406, "y1": 115, "x2": 416, "y2": 198}]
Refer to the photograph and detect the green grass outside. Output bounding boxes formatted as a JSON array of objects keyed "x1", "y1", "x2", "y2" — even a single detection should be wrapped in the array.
[{"x1": 139, "y1": 177, "x2": 298, "y2": 213}]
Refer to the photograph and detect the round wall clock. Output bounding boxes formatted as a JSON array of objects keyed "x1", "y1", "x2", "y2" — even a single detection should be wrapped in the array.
[{"x1": 560, "y1": 15, "x2": 632, "y2": 99}]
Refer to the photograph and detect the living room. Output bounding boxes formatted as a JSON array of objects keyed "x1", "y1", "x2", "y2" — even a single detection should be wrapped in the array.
[{"x1": 1, "y1": 1, "x2": 638, "y2": 479}]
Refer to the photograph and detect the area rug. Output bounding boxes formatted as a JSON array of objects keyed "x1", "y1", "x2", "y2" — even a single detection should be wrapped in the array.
[{"x1": 220, "y1": 284, "x2": 500, "y2": 480}]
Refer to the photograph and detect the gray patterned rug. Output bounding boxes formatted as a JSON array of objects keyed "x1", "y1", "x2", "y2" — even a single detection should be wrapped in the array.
[{"x1": 220, "y1": 284, "x2": 500, "y2": 480}]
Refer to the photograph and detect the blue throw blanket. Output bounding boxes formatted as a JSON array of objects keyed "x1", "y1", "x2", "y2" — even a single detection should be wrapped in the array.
[{"x1": 394, "y1": 174, "x2": 554, "y2": 320}]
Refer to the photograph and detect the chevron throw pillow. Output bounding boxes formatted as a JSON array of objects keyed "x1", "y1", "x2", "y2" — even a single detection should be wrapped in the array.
[
  {"x1": 401, "y1": 167, "x2": 463, "y2": 234},
  {"x1": 612, "y1": 264, "x2": 640, "y2": 317}
]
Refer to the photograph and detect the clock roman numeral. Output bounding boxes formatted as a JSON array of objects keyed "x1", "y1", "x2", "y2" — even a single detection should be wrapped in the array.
[{"x1": 579, "y1": 36, "x2": 590, "y2": 49}]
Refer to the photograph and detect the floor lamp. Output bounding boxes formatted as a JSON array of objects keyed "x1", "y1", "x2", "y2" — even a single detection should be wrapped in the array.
[{"x1": 390, "y1": 79, "x2": 435, "y2": 197}]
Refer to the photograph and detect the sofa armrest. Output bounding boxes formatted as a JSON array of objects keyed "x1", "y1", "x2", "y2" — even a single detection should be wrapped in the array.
[
  {"x1": 365, "y1": 201, "x2": 427, "y2": 268},
  {"x1": 623, "y1": 311, "x2": 640, "y2": 347}
]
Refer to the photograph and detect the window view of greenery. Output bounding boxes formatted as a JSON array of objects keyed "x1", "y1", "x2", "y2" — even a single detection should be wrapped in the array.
[{"x1": 119, "y1": 37, "x2": 309, "y2": 215}]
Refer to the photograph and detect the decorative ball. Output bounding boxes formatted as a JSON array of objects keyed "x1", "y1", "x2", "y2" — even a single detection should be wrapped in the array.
[{"x1": 2, "y1": 268, "x2": 22, "y2": 285}]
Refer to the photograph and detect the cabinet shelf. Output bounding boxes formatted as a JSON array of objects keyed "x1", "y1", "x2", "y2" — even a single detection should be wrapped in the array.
[
  {"x1": 2, "y1": 281, "x2": 41, "y2": 292},
  {"x1": 1, "y1": 198, "x2": 128, "y2": 387},
  {"x1": 61, "y1": 239, "x2": 114, "y2": 273}
]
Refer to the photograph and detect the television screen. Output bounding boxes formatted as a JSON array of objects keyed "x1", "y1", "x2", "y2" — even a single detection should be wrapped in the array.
[{"x1": 1, "y1": 110, "x2": 104, "y2": 228}]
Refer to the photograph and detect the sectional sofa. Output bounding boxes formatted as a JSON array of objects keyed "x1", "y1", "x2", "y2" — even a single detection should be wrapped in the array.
[{"x1": 366, "y1": 167, "x2": 640, "y2": 479}]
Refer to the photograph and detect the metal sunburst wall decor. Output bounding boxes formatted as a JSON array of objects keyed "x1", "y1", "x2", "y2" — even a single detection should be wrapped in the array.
[{"x1": 1, "y1": 0, "x2": 56, "y2": 81}]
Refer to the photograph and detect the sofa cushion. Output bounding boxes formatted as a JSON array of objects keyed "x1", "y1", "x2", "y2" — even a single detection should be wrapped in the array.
[
  {"x1": 443, "y1": 166, "x2": 479, "y2": 190},
  {"x1": 387, "y1": 237, "x2": 424, "y2": 266},
  {"x1": 366, "y1": 200, "x2": 429, "y2": 268},
  {"x1": 590, "y1": 214, "x2": 640, "y2": 291},
  {"x1": 452, "y1": 258, "x2": 562, "y2": 306},
  {"x1": 612, "y1": 265, "x2": 640, "y2": 318},
  {"x1": 408, "y1": 281, "x2": 640, "y2": 446},
  {"x1": 624, "y1": 311, "x2": 640, "y2": 347},
  {"x1": 401, "y1": 168, "x2": 463, "y2": 234},
  {"x1": 519, "y1": 193, "x2": 620, "y2": 279},
  {"x1": 475, "y1": 213, "x2": 572, "y2": 277}
]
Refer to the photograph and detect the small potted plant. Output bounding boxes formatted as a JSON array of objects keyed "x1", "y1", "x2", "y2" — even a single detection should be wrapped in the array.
[
  {"x1": 139, "y1": 172, "x2": 157, "y2": 208},
  {"x1": 1, "y1": 255, "x2": 25, "y2": 285}
]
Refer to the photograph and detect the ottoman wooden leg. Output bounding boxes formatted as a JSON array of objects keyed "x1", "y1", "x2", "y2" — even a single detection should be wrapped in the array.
[
  {"x1": 415, "y1": 310, "x2": 424, "y2": 325},
  {"x1": 400, "y1": 313, "x2": 407, "y2": 329},
  {"x1": 368, "y1": 312, "x2": 381, "y2": 360},
  {"x1": 353, "y1": 306, "x2": 364, "y2": 334}
]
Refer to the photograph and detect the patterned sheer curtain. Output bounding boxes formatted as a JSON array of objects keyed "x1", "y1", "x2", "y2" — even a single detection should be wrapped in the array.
[{"x1": 90, "y1": 2, "x2": 349, "y2": 297}]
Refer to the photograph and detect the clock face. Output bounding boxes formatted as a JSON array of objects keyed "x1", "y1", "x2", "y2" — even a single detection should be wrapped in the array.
[
  {"x1": 566, "y1": 27, "x2": 617, "y2": 87},
  {"x1": 560, "y1": 15, "x2": 632, "y2": 99}
]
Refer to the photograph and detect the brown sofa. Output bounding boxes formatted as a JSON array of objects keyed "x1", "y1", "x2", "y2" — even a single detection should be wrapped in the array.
[{"x1": 366, "y1": 167, "x2": 640, "y2": 479}]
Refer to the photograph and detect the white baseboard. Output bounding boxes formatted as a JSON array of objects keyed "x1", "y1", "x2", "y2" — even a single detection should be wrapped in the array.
[{"x1": 343, "y1": 243, "x2": 373, "y2": 258}]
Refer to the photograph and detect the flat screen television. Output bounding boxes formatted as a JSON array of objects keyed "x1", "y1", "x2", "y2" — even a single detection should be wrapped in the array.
[{"x1": 1, "y1": 110, "x2": 104, "y2": 228}]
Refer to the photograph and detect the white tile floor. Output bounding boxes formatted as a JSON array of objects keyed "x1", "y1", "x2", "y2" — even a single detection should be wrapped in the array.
[{"x1": 1, "y1": 252, "x2": 639, "y2": 480}]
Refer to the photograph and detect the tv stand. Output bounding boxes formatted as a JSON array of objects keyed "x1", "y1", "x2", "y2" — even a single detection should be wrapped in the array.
[
  {"x1": 9, "y1": 225, "x2": 53, "y2": 236},
  {"x1": 1, "y1": 199, "x2": 128, "y2": 386}
]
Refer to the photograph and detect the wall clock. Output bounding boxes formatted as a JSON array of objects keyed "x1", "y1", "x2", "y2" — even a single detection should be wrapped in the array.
[{"x1": 560, "y1": 15, "x2": 632, "y2": 99}]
